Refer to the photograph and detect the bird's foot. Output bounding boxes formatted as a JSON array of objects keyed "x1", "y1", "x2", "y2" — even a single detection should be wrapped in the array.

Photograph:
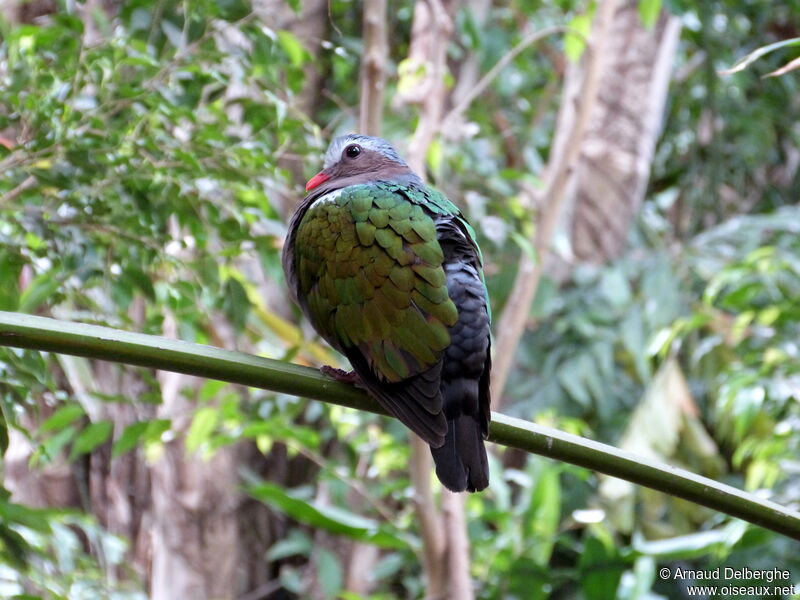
[{"x1": 320, "y1": 365, "x2": 362, "y2": 385}]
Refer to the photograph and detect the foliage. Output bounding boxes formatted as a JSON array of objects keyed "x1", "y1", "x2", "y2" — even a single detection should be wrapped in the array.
[
  {"x1": 0, "y1": 0, "x2": 798, "y2": 598},
  {"x1": 0, "y1": 506, "x2": 144, "y2": 600}
]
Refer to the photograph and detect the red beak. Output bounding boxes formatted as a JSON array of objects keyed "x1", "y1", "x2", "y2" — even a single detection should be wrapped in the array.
[{"x1": 305, "y1": 171, "x2": 330, "y2": 192}]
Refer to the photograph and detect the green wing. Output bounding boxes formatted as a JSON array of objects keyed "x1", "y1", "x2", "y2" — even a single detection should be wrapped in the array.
[{"x1": 294, "y1": 182, "x2": 459, "y2": 384}]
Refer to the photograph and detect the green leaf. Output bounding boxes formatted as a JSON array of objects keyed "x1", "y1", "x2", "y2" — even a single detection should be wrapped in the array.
[
  {"x1": 0, "y1": 496, "x2": 53, "y2": 534},
  {"x1": 370, "y1": 552, "x2": 405, "y2": 581},
  {"x1": 461, "y1": 6, "x2": 482, "y2": 50},
  {"x1": 0, "y1": 252, "x2": 22, "y2": 312},
  {"x1": 222, "y1": 276, "x2": 250, "y2": 332},
  {"x1": 637, "y1": 0, "x2": 661, "y2": 28},
  {"x1": 200, "y1": 379, "x2": 228, "y2": 402},
  {"x1": 0, "y1": 523, "x2": 31, "y2": 570},
  {"x1": 317, "y1": 548, "x2": 343, "y2": 599},
  {"x1": 277, "y1": 30, "x2": 307, "y2": 67},
  {"x1": 216, "y1": 0, "x2": 251, "y2": 20},
  {"x1": 620, "y1": 305, "x2": 650, "y2": 382},
  {"x1": 579, "y1": 536, "x2": 624, "y2": 600},
  {"x1": 599, "y1": 267, "x2": 632, "y2": 307},
  {"x1": 40, "y1": 426, "x2": 78, "y2": 461},
  {"x1": 39, "y1": 404, "x2": 86, "y2": 432},
  {"x1": 618, "y1": 555, "x2": 656, "y2": 600},
  {"x1": 267, "y1": 531, "x2": 311, "y2": 560},
  {"x1": 185, "y1": 407, "x2": 219, "y2": 452},
  {"x1": 525, "y1": 463, "x2": 561, "y2": 566},
  {"x1": 565, "y1": 9, "x2": 594, "y2": 62},
  {"x1": 248, "y1": 482, "x2": 409, "y2": 549},
  {"x1": 70, "y1": 421, "x2": 113, "y2": 458},
  {"x1": 241, "y1": 420, "x2": 320, "y2": 449},
  {"x1": 509, "y1": 230, "x2": 537, "y2": 262},
  {"x1": 18, "y1": 272, "x2": 61, "y2": 313},
  {"x1": 112, "y1": 421, "x2": 149, "y2": 457},
  {"x1": 426, "y1": 138, "x2": 444, "y2": 176},
  {"x1": 123, "y1": 266, "x2": 156, "y2": 301},
  {"x1": 144, "y1": 419, "x2": 172, "y2": 442},
  {"x1": 397, "y1": 58, "x2": 428, "y2": 95},
  {"x1": 24, "y1": 232, "x2": 46, "y2": 252},
  {"x1": 558, "y1": 359, "x2": 592, "y2": 406}
]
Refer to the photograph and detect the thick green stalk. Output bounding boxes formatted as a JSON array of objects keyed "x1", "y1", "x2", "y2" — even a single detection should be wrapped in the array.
[{"x1": 1, "y1": 310, "x2": 799, "y2": 540}]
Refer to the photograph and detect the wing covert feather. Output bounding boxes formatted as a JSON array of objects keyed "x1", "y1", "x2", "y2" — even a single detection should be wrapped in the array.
[{"x1": 292, "y1": 183, "x2": 461, "y2": 444}]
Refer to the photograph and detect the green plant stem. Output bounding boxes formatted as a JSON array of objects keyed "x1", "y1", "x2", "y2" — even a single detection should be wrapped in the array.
[{"x1": 1, "y1": 310, "x2": 799, "y2": 540}]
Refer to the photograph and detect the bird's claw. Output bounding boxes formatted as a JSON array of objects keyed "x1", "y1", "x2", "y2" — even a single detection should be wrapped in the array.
[{"x1": 320, "y1": 365, "x2": 362, "y2": 385}]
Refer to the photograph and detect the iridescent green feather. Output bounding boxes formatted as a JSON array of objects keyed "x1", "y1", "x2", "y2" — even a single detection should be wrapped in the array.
[{"x1": 294, "y1": 183, "x2": 460, "y2": 382}]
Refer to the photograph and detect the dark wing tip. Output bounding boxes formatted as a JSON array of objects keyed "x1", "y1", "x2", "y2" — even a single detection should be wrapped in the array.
[{"x1": 344, "y1": 349, "x2": 447, "y2": 447}]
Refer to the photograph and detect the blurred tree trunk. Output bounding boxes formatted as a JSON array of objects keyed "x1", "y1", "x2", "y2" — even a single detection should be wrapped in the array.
[
  {"x1": 491, "y1": 0, "x2": 620, "y2": 404},
  {"x1": 82, "y1": 355, "x2": 156, "y2": 579},
  {"x1": 555, "y1": 3, "x2": 681, "y2": 266},
  {"x1": 0, "y1": 0, "x2": 55, "y2": 24},
  {"x1": 148, "y1": 313, "x2": 235, "y2": 600},
  {"x1": 492, "y1": 1, "x2": 680, "y2": 402},
  {"x1": 358, "y1": 0, "x2": 387, "y2": 136}
]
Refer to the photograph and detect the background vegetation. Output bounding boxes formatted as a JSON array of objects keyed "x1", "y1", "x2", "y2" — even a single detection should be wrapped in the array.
[{"x1": 0, "y1": 0, "x2": 798, "y2": 598}]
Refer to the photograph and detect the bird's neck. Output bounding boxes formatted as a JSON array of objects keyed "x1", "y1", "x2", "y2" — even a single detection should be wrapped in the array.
[{"x1": 309, "y1": 167, "x2": 424, "y2": 198}]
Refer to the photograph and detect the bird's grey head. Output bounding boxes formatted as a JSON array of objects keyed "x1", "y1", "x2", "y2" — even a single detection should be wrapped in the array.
[
  {"x1": 305, "y1": 133, "x2": 419, "y2": 192},
  {"x1": 323, "y1": 134, "x2": 408, "y2": 169}
]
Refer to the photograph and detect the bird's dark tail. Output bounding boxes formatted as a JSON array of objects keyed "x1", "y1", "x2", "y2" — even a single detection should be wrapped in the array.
[{"x1": 429, "y1": 378, "x2": 489, "y2": 492}]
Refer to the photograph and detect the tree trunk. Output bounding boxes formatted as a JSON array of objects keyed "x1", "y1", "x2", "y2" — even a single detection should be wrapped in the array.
[
  {"x1": 558, "y1": 3, "x2": 681, "y2": 265},
  {"x1": 149, "y1": 312, "x2": 239, "y2": 600},
  {"x1": 491, "y1": 0, "x2": 621, "y2": 403},
  {"x1": 491, "y1": 1, "x2": 680, "y2": 402},
  {"x1": 359, "y1": 0, "x2": 388, "y2": 136}
]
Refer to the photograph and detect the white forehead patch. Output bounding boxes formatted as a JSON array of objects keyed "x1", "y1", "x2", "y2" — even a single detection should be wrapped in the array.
[
  {"x1": 323, "y1": 138, "x2": 348, "y2": 169},
  {"x1": 322, "y1": 134, "x2": 406, "y2": 169}
]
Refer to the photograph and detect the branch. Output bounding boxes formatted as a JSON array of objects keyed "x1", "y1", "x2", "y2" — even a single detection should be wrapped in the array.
[
  {"x1": 0, "y1": 175, "x2": 36, "y2": 205},
  {"x1": 441, "y1": 25, "x2": 571, "y2": 134},
  {"x1": 409, "y1": 434, "x2": 446, "y2": 600},
  {"x1": 0, "y1": 312, "x2": 799, "y2": 540},
  {"x1": 358, "y1": 0, "x2": 388, "y2": 136},
  {"x1": 441, "y1": 492, "x2": 470, "y2": 599},
  {"x1": 402, "y1": 0, "x2": 454, "y2": 176}
]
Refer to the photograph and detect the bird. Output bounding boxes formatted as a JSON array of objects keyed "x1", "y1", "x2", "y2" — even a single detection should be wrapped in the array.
[{"x1": 282, "y1": 134, "x2": 491, "y2": 492}]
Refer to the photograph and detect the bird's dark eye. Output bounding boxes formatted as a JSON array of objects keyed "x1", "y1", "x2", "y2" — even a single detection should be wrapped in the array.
[{"x1": 344, "y1": 144, "x2": 361, "y2": 159}]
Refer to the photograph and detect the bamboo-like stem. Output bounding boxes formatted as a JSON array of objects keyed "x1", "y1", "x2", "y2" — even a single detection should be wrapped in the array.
[{"x1": 1, "y1": 311, "x2": 799, "y2": 540}]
